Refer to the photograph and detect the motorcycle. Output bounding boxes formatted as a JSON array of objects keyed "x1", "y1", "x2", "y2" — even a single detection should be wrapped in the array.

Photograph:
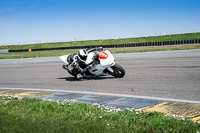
[{"x1": 59, "y1": 48, "x2": 125, "y2": 80}]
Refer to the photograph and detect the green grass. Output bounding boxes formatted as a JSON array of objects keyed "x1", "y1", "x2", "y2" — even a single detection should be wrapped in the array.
[
  {"x1": 0, "y1": 96, "x2": 199, "y2": 133},
  {"x1": 0, "y1": 44, "x2": 200, "y2": 59},
  {"x1": 0, "y1": 32, "x2": 200, "y2": 50},
  {"x1": 0, "y1": 32, "x2": 200, "y2": 59}
]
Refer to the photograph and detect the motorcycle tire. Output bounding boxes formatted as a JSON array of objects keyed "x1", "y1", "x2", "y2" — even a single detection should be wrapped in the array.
[{"x1": 111, "y1": 63, "x2": 125, "y2": 78}]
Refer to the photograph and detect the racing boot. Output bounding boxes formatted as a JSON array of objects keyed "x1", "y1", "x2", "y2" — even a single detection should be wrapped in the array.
[{"x1": 76, "y1": 74, "x2": 84, "y2": 81}]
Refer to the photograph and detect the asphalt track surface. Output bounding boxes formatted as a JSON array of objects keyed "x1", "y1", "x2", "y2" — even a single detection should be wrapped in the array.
[{"x1": 0, "y1": 49, "x2": 200, "y2": 101}]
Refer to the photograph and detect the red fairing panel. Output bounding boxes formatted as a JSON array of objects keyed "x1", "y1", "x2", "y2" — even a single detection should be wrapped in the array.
[{"x1": 98, "y1": 51, "x2": 108, "y2": 59}]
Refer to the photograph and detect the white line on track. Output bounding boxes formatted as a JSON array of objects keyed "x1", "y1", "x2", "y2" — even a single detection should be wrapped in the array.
[{"x1": 1, "y1": 87, "x2": 200, "y2": 104}]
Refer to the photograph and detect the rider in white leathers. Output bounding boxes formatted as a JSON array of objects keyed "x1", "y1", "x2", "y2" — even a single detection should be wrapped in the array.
[{"x1": 75, "y1": 47, "x2": 103, "y2": 80}]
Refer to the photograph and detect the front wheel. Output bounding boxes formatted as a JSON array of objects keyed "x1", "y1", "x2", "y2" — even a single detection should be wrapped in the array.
[{"x1": 111, "y1": 63, "x2": 125, "y2": 78}]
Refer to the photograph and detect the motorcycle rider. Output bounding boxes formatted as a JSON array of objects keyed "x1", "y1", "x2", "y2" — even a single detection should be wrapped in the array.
[{"x1": 75, "y1": 47, "x2": 103, "y2": 80}]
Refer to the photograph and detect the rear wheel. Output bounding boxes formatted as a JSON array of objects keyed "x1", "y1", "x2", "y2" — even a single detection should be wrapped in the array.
[{"x1": 111, "y1": 63, "x2": 125, "y2": 78}]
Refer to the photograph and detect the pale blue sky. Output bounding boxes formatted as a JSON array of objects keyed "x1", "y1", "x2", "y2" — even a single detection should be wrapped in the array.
[{"x1": 0, "y1": 0, "x2": 200, "y2": 45}]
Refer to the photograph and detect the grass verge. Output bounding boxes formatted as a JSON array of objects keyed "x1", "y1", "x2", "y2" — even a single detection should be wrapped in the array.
[
  {"x1": 0, "y1": 44, "x2": 200, "y2": 59},
  {"x1": 0, "y1": 96, "x2": 199, "y2": 133},
  {"x1": 0, "y1": 32, "x2": 200, "y2": 50}
]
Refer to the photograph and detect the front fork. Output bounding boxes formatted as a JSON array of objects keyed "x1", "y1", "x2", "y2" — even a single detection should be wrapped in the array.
[{"x1": 106, "y1": 62, "x2": 115, "y2": 74}]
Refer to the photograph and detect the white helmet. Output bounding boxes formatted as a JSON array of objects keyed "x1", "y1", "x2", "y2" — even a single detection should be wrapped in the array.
[{"x1": 77, "y1": 49, "x2": 88, "y2": 63}]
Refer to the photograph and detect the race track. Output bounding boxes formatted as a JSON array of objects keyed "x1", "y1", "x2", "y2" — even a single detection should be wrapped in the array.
[{"x1": 0, "y1": 49, "x2": 200, "y2": 101}]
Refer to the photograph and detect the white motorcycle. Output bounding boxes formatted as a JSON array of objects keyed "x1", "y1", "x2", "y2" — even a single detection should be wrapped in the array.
[{"x1": 59, "y1": 48, "x2": 125, "y2": 79}]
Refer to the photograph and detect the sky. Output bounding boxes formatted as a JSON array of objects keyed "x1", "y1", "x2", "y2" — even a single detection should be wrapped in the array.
[{"x1": 0, "y1": 0, "x2": 200, "y2": 45}]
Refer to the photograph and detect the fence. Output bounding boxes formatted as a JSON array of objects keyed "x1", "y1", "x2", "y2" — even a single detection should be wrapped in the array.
[{"x1": 8, "y1": 39, "x2": 200, "y2": 52}]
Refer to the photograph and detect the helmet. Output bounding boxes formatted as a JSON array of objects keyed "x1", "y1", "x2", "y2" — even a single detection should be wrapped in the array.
[{"x1": 77, "y1": 49, "x2": 88, "y2": 63}]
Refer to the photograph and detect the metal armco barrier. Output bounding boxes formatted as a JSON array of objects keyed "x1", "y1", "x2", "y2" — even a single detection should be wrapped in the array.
[{"x1": 8, "y1": 39, "x2": 200, "y2": 52}]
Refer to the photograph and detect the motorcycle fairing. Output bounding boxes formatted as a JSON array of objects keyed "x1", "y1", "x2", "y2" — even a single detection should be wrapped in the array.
[
  {"x1": 99, "y1": 50, "x2": 114, "y2": 66},
  {"x1": 59, "y1": 55, "x2": 70, "y2": 65},
  {"x1": 88, "y1": 64, "x2": 108, "y2": 76}
]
